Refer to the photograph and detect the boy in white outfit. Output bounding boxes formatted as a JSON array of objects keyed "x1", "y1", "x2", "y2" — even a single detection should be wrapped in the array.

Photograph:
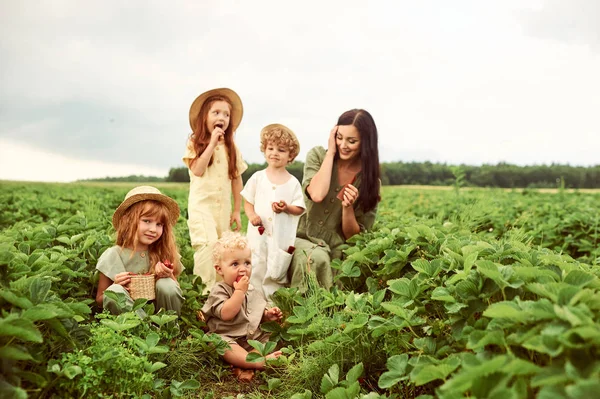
[{"x1": 241, "y1": 124, "x2": 305, "y2": 300}]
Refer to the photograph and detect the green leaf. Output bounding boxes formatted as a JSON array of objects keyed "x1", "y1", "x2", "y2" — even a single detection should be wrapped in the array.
[
  {"x1": 378, "y1": 354, "x2": 409, "y2": 389},
  {"x1": 0, "y1": 345, "x2": 33, "y2": 361},
  {"x1": 146, "y1": 332, "x2": 160, "y2": 348},
  {"x1": 411, "y1": 357, "x2": 461, "y2": 386},
  {"x1": 290, "y1": 389, "x2": 313, "y2": 399},
  {"x1": 564, "y1": 270, "x2": 595, "y2": 287},
  {"x1": 29, "y1": 277, "x2": 51, "y2": 305},
  {"x1": 81, "y1": 236, "x2": 96, "y2": 251},
  {"x1": 177, "y1": 379, "x2": 201, "y2": 390},
  {"x1": 246, "y1": 352, "x2": 263, "y2": 363},
  {"x1": 321, "y1": 364, "x2": 340, "y2": 394},
  {"x1": 342, "y1": 260, "x2": 361, "y2": 277},
  {"x1": 0, "y1": 316, "x2": 43, "y2": 343},
  {"x1": 63, "y1": 365, "x2": 82, "y2": 379},
  {"x1": 267, "y1": 378, "x2": 282, "y2": 391},
  {"x1": 150, "y1": 361, "x2": 167, "y2": 373},
  {"x1": 325, "y1": 387, "x2": 348, "y2": 399},
  {"x1": 0, "y1": 290, "x2": 33, "y2": 309},
  {"x1": 431, "y1": 287, "x2": 455, "y2": 303},
  {"x1": 345, "y1": 362, "x2": 364, "y2": 383},
  {"x1": 483, "y1": 302, "x2": 527, "y2": 322}
]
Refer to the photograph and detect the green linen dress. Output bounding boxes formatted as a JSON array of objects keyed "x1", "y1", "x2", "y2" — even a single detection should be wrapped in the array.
[{"x1": 288, "y1": 146, "x2": 377, "y2": 289}]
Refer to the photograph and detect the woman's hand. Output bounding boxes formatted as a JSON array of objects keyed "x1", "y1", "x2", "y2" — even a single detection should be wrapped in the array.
[
  {"x1": 230, "y1": 211, "x2": 241, "y2": 231},
  {"x1": 154, "y1": 261, "x2": 174, "y2": 279},
  {"x1": 263, "y1": 306, "x2": 283, "y2": 322},
  {"x1": 113, "y1": 272, "x2": 133, "y2": 290},
  {"x1": 341, "y1": 184, "x2": 359, "y2": 208},
  {"x1": 327, "y1": 126, "x2": 338, "y2": 156},
  {"x1": 210, "y1": 127, "x2": 224, "y2": 146}
]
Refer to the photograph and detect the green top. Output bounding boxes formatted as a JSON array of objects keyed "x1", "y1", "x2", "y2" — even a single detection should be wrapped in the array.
[
  {"x1": 96, "y1": 246, "x2": 150, "y2": 280},
  {"x1": 296, "y1": 146, "x2": 377, "y2": 260}
]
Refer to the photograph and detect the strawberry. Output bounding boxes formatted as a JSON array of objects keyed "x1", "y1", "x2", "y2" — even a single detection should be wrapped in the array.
[
  {"x1": 163, "y1": 259, "x2": 173, "y2": 269},
  {"x1": 287, "y1": 245, "x2": 295, "y2": 254},
  {"x1": 236, "y1": 275, "x2": 243, "y2": 283},
  {"x1": 258, "y1": 226, "x2": 265, "y2": 235}
]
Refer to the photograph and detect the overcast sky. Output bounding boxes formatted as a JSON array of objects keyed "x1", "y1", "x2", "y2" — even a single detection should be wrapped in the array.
[{"x1": 1, "y1": 0, "x2": 598, "y2": 182}]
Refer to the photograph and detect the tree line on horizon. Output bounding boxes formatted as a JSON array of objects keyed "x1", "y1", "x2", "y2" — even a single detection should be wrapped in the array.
[{"x1": 81, "y1": 161, "x2": 600, "y2": 189}]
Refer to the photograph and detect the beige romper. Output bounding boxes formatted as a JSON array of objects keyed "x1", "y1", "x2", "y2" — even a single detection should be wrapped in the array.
[{"x1": 201, "y1": 282, "x2": 270, "y2": 350}]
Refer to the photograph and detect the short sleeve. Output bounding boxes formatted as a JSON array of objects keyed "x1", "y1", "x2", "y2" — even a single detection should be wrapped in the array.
[
  {"x1": 95, "y1": 246, "x2": 126, "y2": 280},
  {"x1": 240, "y1": 172, "x2": 258, "y2": 204},
  {"x1": 200, "y1": 283, "x2": 230, "y2": 319},
  {"x1": 182, "y1": 139, "x2": 196, "y2": 168},
  {"x1": 290, "y1": 177, "x2": 306, "y2": 210},
  {"x1": 235, "y1": 145, "x2": 248, "y2": 177},
  {"x1": 302, "y1": 146, "x2": 326, "y2": 200}
]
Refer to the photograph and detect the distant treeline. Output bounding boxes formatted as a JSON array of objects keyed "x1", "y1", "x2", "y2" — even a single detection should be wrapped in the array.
[
  {"x1": 77, "y1": 175, "x2": 165, "y2": 183},
  {"x1": 84, "y1": 162, "x2": 600, "y2": 189}
]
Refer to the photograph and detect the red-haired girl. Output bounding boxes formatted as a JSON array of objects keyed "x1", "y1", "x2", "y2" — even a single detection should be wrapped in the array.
[
  {"x1": 95, "y1": 186, "x2": 184, "y2": 314},
  {"x1": 183, "y1": 88, "x2": 248, "y2": 294}
]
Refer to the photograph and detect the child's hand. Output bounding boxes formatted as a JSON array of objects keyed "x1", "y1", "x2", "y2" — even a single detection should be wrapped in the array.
[
  {"x1": 233, "y1": 275, "x2": 249, "y2": 293},
  {"x1": 327, "y1": 125, "x2": 338, "y2": 156},
  {"x1": 154, "y1": 260, "x2": 174, "y2": 279},
  {"x1": 249, "y1": 213, "x2": 262, "y2": 226},
  {"x1": 340, "y1": 184, "x2": 358, "y2": 208},
  {"x1": 210, "y1": 127, "x2": 224, "y2": 146},
  {"x1": 272, "y1": 200, "x2": 287, "y2": 214},
  {"x1": 114, "y1": 272, "x2": 133, "y2": 290},
  {"x1": 264, "y1": 307, "x2": 283, "y2": 322},
  {"x1": 230, "y1": 211, "x2": 241, "y2": 231}
]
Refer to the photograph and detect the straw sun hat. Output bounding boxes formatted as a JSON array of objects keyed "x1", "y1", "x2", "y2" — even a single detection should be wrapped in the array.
[
  {"x1": 112, "y1": 186, "x2": 180, "y2": 230},
  {"x1": 189, "y1": 88, "x2": 243, "y2": 132}
]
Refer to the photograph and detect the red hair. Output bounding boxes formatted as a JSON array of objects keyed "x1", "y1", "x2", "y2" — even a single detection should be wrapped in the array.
[{"x1": 115, "y1": 201, "x2": 182, "y2": 276}]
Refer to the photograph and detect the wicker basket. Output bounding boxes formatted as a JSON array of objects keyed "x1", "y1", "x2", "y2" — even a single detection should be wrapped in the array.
[{"x1": 129, "y1": 275, "x2": 156, "y2": 300}]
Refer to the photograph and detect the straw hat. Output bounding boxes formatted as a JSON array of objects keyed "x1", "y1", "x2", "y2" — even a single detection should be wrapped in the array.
[
  {"x1": 112, "y1": 186, "x2": 180, "y2": 229},
  {"x1": 189, "y1": 88, "x2": 243, "y2": 132}
]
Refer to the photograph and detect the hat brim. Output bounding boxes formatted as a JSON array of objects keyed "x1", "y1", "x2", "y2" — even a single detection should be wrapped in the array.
[
  {"x1": 189, "y1": 88, "x2": 243, "y2": 133},
  {"x1": 112, "y1": 193, "x2": 180, "y2": 230}
]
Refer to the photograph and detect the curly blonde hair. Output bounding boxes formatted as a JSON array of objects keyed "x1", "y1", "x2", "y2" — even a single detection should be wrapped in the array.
[
  {"x1": 260, "y1": 124, "x2": 300, "y2": 162},
  {"x1": 212, "y1": 232, "x2": 250, "y2": 265}
]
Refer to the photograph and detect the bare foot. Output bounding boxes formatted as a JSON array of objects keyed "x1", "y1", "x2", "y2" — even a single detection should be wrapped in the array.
[{"x1": 232, "y1": 367, "x2": 255, "y2": 382}]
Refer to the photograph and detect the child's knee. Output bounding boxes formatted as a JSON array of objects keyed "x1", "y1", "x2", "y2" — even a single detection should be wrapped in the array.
[{"x1": 155, "y1": 278, "x2": 182, "y2": 299}]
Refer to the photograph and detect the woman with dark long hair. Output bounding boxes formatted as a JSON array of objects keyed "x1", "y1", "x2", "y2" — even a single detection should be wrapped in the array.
[{"x1": 288, "y1": 109, "x2": 380, "y2": 289}]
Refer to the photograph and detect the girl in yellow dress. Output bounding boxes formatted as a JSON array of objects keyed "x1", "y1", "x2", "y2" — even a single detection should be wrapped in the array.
[{"x1": 183, "y1": 88, "x2": 248, "y2": 293}]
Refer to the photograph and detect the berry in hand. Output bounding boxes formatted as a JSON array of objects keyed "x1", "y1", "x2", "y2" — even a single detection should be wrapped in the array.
[{"x1": 258, "y1": 226, "x2": 265, "y2": 235}]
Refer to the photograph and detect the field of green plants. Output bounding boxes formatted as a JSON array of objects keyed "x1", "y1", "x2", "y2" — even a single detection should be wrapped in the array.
[{"x1": 1, "y1": 181, "x2": 599, "y2": 398}]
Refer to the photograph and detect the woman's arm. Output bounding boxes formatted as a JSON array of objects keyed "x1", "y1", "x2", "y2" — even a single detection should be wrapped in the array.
[{"x1": 306, "y1": 127, "x2": 338, "y2": 202}]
